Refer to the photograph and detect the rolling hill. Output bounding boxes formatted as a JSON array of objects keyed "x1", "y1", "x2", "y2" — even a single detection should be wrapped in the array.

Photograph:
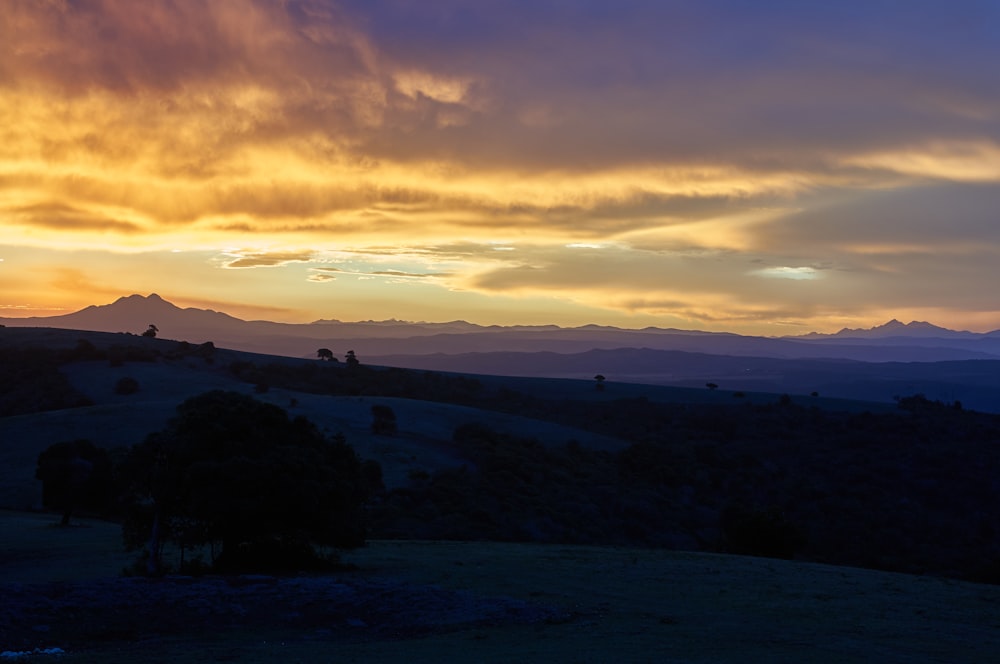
[
  {"x1": 2, "y1": 324, "x2": 1000, "y2": 586},
  {"x1": 5, "y1": 294, "x2": 1000, "y2": 411}
]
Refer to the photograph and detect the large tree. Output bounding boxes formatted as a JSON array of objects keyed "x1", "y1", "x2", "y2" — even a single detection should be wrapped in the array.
[{"x1": 121, "y1": 390, "x2": 372, "y2": 573}]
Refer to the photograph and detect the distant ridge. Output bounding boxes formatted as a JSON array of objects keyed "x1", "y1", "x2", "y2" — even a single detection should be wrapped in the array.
[
  {"x1": 3, "y1": 294, "x2": 1000, "y2": 363},
  {"x1": 792, "y1": 318, "x2": 981, "y2": 340},
  {"x1": 6, "y1": 294, "x2": 1000, "y2": 412}
]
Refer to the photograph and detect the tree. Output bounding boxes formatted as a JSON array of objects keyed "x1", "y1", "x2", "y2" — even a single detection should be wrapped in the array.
[
  {"x1": 120, "y1": 390, "x2": 372, "y2": 574},
  {"x1": 594, "y1": 374, "x2": 606, "y2": 391},
  {"x1": 115, "y1": 376, "x2": 140, "y2": 395},
  {"x1": 371, "y1": 404, "x2": 397, "y2": 435},
  {"x1": 142, "y1": 324, "x2": 158, "y2": 338},
  {"x1": 706, "y1": 382, "x2": 719, "y2": 391},
  {"x1": 721, "y1": 505, "x2": 805, "y2": 560},
  {"x1": 36, "y1": 439, "x2": 113, "y2": 526},
  {"x1": 345, "y1": 350, "x2": 360, "y2": 367},
  {"x1": 317, "y1": 348, "x2": 334, "y2": 361}
]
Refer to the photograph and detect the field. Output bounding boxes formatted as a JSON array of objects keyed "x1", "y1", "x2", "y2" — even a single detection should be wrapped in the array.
[
  {"x1": 3, "y1": 329, "x2": 1000, "y2": 661},
  {"x1": 2, "y1": 510, "x2": 999, "y2": 663}
]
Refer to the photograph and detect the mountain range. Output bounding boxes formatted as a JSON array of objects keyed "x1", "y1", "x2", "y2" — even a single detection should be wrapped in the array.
[{"x1": 4, "y1": 294, "x2": 1000, "y2": 411}]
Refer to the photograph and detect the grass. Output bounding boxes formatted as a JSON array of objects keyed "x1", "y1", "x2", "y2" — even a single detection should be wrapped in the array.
[
  {"x1": 2, "y1": 332, "x2": 994, "y2": 661},
  {"x1": 2, "y1": 511, "x2": 999, "y2": 663}
]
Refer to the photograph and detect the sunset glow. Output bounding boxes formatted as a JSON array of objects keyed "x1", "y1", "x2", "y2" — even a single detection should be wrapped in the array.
[{"x1": 3, "y1": 1, "x2": 1000, "y2": 333}]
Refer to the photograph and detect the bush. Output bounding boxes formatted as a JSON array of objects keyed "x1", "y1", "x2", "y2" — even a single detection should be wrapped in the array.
[
  {"x1": 720, "y1": 505, "x2": 805, "y2": 560},
  {"x1": 371, "y1": 404, "x2": 397, "y2": 435},
  {"x1": 115, "y1": 376, "x2": 140, "y2": 395}
]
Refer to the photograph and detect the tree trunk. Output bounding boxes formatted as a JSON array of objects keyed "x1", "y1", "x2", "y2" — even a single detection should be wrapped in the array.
[{"x1": 146, "y1": 511, "x2": 162, "y2": 576}]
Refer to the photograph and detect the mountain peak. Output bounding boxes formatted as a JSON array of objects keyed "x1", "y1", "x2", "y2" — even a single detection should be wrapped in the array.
[
  {"x1": 107, "y1": 293, "x2": 180, "y2": 311},
  {"x1": 813, "y1": 319, "x2": 972, "y2": 340}
]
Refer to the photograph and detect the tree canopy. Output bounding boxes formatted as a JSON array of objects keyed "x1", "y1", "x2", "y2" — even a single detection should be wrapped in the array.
[
  {"x1": 121, "y1": 390, "x2": 372, "y2": 573},
  {"x1": 36, "y1": 439, "x2": 114, "y2": 526}
]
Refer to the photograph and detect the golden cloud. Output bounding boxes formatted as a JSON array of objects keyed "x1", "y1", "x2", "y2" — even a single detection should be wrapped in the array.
[
  {"x1": 3, "y1": 1, "x2": 1000, "y2": 333},
  {"x1": 219, "y1": 250, "x2": 316, "y2": 269}
]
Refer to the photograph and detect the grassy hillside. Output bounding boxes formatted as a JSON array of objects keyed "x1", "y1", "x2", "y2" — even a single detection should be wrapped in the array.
[
  {"x1": 2, "y1": 326, "x2": 1000, "y2": 584},
  {"x1": 2, "y1": 511, "x2": 999, "y2": 663},
  {"x1": 4, "y1": 328, "x2": 1000, "y2": 661},
  {"x1": 0, "y1": 328, "x2": 622, "y2": 507}
]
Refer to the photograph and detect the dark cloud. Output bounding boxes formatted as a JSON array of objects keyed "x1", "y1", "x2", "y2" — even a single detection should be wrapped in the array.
[
  {"x1": 343, "y1": 0, "x2": 1000, "y2": 172},
  {"x1": 756, "y1": 183, "x2": 1000, "y2": 251},
  {"x1": 1, "y1": 0, "x2": 373, "y2": 93},
  {"x1": 10, "y1": 202, "x2": 142, "y2": 233},
  {"x1": 6, "y1": 0, "x2": 998, "y2": 178}
]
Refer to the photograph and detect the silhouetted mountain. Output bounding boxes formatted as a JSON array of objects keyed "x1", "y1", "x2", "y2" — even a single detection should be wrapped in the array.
[
  {"x1": 792, "y1": 319, "x2": 982, "y2": 339},
  {"x1": 2, "y1": 294, "x2": 248, "y2": 336},
  {"x1": 3, "y1": 294, "x2": 1000, "y2": 363}
]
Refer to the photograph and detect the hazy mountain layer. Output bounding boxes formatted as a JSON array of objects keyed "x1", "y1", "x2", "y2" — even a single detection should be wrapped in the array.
[
  {"x1": 5, "y1": 294, "x2": 1000, "y2": 410},
  {"x1": 4, "y1": 294, "x2": 1000, "y2": 361}
]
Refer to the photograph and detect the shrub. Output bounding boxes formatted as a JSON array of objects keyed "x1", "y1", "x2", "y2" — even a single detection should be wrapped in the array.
[
  {"x1": 371, "y1": 404, "x2": 398, "y2": 435},
  {"x1": 115, "y1": 376, "x2": 140, "y2": 395},
  {"x1": 720, "y1": 505, "x2": 805, "y2": 560}
]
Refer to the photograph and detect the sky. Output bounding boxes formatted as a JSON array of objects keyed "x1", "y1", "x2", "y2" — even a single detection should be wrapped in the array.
[{"x1": 2, "y1": 0, "x2": 1000, "y2": 334}]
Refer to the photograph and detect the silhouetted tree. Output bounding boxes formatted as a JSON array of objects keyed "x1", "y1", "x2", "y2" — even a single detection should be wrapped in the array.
[
  {"x1": 317, "y1": 348, "x2": 334, "y2": 361},
  {"x1": 72, "y1": 338, "x2": 100, "y2": 361},
  {"x1": 721, "y1": 505, "x2": 805, "y2": 560},
  {"x1": 345, "y1": 350, "x2": 360, "y2": 367},
  {"x1": 115, "y1": 376, "x2": 140, "y2": 395},
  {"x1": 142, "y1": 324, "x2": 158, "y2": 338},
  {"x1": 594, "y1": 374, "x2": 606, "y2": 391},
  {"x1": 371, "y1": 404, "x2": 397, "y2": 435},
  {"x1": 36, "y1": 439, "x2": 113, "y2": 526},
  {"x1": 706, "y1": 382, "x2": 718, "y2": 391},
  {"x1": 120, "y1": 391, "x2": 371, "y2": 574}
]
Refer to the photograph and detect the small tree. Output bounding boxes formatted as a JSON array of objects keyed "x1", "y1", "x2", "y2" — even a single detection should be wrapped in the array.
[
  {"x1": 594, "y1": 374, "x2": 606, "y2": 391},
  {"x1": 36, "y1": 439, "x2": 113, "y2": 525},
  {"x1": 142, "y1": 324, "x2": 158, "y2": 338},
  {"x1": 317, "y1": 348, "x2": 334, "y2": 361},
  {"x1": 345, "y1": 350, "x2": 360, "y2": 368},
  {"x1": 371, "y1": 404, "x2": 398, "y2": 435},
  {"x1": 706, "y1": 382, "x2": 718, "y2": 391},
  {"x1": 115, "y1": 376, "x2": 140, "y2": 395},
  {"x1": 721, "y1": 505, "x2": 805, "y2": 560}
]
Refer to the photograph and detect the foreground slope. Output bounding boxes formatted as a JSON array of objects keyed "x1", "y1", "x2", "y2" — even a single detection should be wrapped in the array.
[{"x1": 1, "y1": 511, "x2": 998, "y2": 663}]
